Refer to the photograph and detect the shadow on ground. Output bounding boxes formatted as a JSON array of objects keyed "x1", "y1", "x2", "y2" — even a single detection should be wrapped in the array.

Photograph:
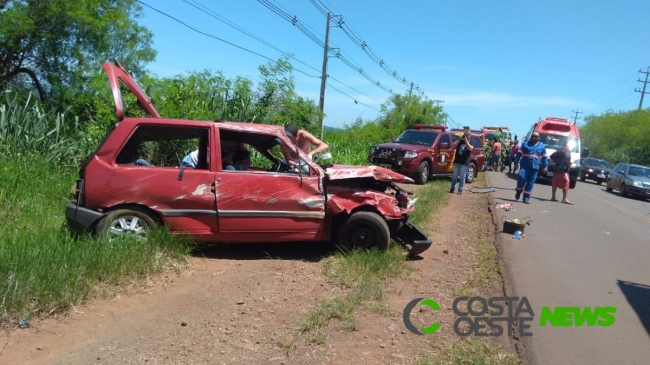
[
  {"x1": 617, "y1": 280, "x2": 650, "y2": 338},
  {"x1": 190, "y1": 240, "x2": 341, "y2": 262}
]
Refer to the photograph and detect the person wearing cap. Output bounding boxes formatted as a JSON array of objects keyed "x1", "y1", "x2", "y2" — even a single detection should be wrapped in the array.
[
  {"x1": 512, "y1": 132, "x2": 548, "y2": 204},
  {"x1": 280, "y1": 124, "x2": 329, "y2": 172}
]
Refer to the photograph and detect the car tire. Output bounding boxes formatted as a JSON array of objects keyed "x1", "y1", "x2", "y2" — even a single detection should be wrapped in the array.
[
  {"x1": 569, "y1": 179, "x2": 577, "y2": 189},
  {"x1": 606, "y1": 179, "x2": 613, "y2": 192},
  {"x1": 339, "y1": 211, "x2": 390, "y2": 251},
  {"x1": 596, "y1": 179, "x2": 602, "y2": 185},
  {"x1": 620, "y1": 184, "x2": 627, "y2": 197},
  {"x1": 414, "y1": 161, "x2": 429, "y2": 185},
  {"x1": 465, "y1": 162, "x2": 476, "y2": 184},
  {"x1": 580, "y1": 174, "x2": 586, "y2": 182},
  {"x1": 95, "y1": 208, "x2": 157, "y2": 242}
]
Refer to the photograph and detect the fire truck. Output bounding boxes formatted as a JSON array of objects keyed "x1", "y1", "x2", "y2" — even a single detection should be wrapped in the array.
[{"x1": 523, "y1": 117, "x2": 581, "y2": 189}]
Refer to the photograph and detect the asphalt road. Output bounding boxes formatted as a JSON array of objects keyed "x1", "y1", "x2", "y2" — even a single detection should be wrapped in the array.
[{"x1": 485, "y1": 170, "x2": 650, "y2": 365}]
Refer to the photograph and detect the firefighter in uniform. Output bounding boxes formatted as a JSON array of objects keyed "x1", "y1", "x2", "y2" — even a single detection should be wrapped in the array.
[{"x1": 513, "y1": 132, "x2": 548, "y2": 204}]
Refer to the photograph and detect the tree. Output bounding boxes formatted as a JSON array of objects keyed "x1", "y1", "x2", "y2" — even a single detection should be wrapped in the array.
[{"x1": 0, "y1": 0, "x2": 156, "y2": 109}]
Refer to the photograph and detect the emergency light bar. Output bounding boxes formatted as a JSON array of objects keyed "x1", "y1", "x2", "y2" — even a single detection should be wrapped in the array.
[
  {"x1": 541, "y1": 117, "x2": 572, "y2": 125},
  {"x1": 413, "y1": 124, "x2": 447, "y2": 131},
  {"x1": 483, "y1": 126, "x2": 510, "y2": 131}
]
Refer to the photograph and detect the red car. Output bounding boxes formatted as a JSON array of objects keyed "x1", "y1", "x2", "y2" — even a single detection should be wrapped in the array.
[{"x1": 65, "y1": 61, "x2": 432, "y2": 256}]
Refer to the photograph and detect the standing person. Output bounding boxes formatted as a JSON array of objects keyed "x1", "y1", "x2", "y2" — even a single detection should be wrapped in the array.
[
  {"x1": 508, "y1": 140, "x2": 520, "y2": 174},
  {"x1": 281, "y1": 124, "x2": 329, "y2": 172},
  {"x1": 449, "y1": 127, "x2": 474, "y2": 195},
  {"x1": 491, "y1": 138, "x2": 502, "y2": 171},
  {"x1": 550, "y1": 140, "x2": 573, "y2": 204},
  {"x1": 512, "y1": 132, "x2": 548, "y2": 204}
]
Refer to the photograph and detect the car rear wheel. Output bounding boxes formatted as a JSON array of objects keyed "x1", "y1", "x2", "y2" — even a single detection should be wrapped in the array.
[
  {"x1": 620, "y1": 184, "x2": 627, "y2": 197},
  {"x1": 338, "y1": 211, "x2": 390, "y2": 251},
  {"x1": 415, "y1": 161, "x2": 429, "y2": 185},
  {"x1": 95, "y1": 208, "x2": 157, "y2": 242},
  {"x1": 465, "y1": 162, "x2": 476, "y2": 184}
]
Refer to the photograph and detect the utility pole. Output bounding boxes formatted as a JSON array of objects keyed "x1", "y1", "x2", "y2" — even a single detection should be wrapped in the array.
[
  {"x1": 432, "y1": 99, "x2": 444, "y2": 107},
  {"x1": 635, "y1": 66, "x2": 650, "y2": 111},
  {"x1": 571, "y1": 109, "x2": 582, "y2": 125},
  {"x1": 318, "y1": 12, "x2": 331, "y2": 140}
]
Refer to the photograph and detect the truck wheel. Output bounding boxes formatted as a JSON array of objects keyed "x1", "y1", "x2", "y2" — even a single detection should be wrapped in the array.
[
  {"x1": 569, "y1": 179, "x2": 576, "y2": 189},
  {"x1": 415, "y1": 161, "x2": 429, "y2": 185},
  {"x1": 339, "y1": 211, "x2": 390, "y2": 251},
  {"x1": 95, "y1": 208, "x2": 157, "y2": 242},
  {"x1": 465, "y1": 162, "x2": 476, "y2": 184}
]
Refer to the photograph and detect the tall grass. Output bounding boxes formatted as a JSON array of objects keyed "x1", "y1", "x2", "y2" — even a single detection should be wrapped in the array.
[{"x1": 0, "y1": 155, "x2": 193, "y2": 324}]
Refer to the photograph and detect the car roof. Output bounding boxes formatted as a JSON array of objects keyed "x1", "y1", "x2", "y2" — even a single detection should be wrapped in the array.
[{"x1": 118, "y1": 118, "x2": 286, "y2": 136}]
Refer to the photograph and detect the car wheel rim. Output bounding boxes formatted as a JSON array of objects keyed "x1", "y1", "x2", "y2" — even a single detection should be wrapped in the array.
[
  {"x1": 422, "y1": 166, "x2": 428, "y2": 181},
  {"x1": 468, "y1": 166, "x2": 474, "y2": 180},
  {"x1": 108, "y1": 215, "x2": 148, "y2": 241},
  {"x1": 350, "y1": 224, "x2": 377, "y2": 249}
]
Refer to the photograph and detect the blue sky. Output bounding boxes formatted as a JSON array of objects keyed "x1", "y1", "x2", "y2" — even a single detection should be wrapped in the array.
[{"x1": 135, "y1": 0, "x2": 650, "y2": 139}]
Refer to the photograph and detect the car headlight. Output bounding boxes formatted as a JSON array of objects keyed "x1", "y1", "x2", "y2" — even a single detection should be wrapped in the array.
[
  {"x1": 404, "y1": 151, "x2": 418, "y2": 159},
  {"x1": 631, "y1": 181, "x2": 642, "y2": 187},
  {"x1": 587, "y1": 168, "x2": 593, "y2": 172},
  {"x1": 369, "y1": 146, "x2": 377, "y2": 154}
]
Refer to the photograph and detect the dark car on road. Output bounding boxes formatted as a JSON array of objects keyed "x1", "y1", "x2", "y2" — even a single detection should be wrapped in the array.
[
  {"x1": 606, "y1": 163, "x2": 650, "y2": 199},
  {"x1": 578, "y1": 158, "x2": 612, "y2": 185}
]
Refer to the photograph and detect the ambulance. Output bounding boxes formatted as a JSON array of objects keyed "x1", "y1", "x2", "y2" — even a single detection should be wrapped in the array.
[{"x1": 523, "y1": 117, "x2": 581, "y2": 189}]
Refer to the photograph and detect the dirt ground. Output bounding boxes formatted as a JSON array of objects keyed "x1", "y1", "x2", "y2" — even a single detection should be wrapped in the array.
[{"x1": 0, "y1": 177, "x2": 518, "y2": 365}]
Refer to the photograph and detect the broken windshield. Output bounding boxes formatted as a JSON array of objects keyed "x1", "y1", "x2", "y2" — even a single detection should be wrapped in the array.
[{"x1": 394, "y1": 131, "x2": 438, "y2": 146}]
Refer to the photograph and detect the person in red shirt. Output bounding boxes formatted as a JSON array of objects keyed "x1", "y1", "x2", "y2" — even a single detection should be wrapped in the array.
[
  {"x1": 550, "y1": 140, "x2": 573, "y2": 204},
  {"x1": 508, "y1": 140, "x2": 520, "y2": 174},
  {"x1": 491, "y1": 138, "x2": 502, "y2": 171}
]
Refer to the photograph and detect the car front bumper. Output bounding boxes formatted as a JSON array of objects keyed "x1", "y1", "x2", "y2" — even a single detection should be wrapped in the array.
[
  {"x1": 626, "y1": 186, "x2": 650, "y2": 198},
  {"x1": 391, "y1": 219, "x2": 432, "y2": 257},
  {"x1": 583, "y1": 170, "x2": 609, "y2": 181},
  {"x1": 66, "y1": 201, "x2": 105, "y2": 235}
]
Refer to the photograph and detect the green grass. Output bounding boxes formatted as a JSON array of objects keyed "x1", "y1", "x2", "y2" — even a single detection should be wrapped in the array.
[
  {"x1": 0, "y1": 155, "x2": 193, "y2": 325},
  {"x1": 294, "y1": 179, "x2": 450, "y2": 343},
  {"x1": 416, "y1": 337, "x2": 521, "y2": 365}
]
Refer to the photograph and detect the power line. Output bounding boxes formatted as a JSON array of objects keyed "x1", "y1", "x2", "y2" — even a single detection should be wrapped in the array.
[
  {"x1": 135, "y1": 0, "x2": 380, "y2": 111},
  {"x1": 181, "y1": 0, "x2": 382, "y2": 104},
  {"x1": 256, "y1": 0, "x2": 395, "y2": 94},
  {"x1": 309, "y1": 0, "x2": 424, "y2": 96},
  {"x1": 571, "y1": 109, "x2": 582, "y2": 125}
]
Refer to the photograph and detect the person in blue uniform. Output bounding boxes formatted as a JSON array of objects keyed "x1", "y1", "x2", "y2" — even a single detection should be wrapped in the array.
[{"x1": 512, "y1": 132, "x2": 548, "y2": 204}]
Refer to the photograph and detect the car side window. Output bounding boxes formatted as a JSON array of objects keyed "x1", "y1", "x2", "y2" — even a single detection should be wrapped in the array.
[
  {"x1": 437, "y1": 134, "x2": 450, "y2": 148},
  {"x1": 115, "y1": 125, "x2": 210, "y2": 169},
  {"x1": 470, "y1": 136, "x2": 483, "y2": 149},
  {"x1": 216, "y1": 128, "x2": 317, "y2": 176}
]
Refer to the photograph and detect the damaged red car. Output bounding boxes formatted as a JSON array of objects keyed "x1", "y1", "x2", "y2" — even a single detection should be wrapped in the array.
[{"x1": 66, "y1": 61, "x2": 432, "y2": 256}]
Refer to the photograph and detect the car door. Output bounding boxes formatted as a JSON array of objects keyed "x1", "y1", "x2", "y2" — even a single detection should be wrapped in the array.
[
  {"x1": 434, "y1": 134, "x2": 453, "y2": 173},
  {"x1": 612, "y1": 163, "x2": 627, "y2": 189},
  {"x1": 213, "y1": 129, "x2": 326, "y2": 239}
]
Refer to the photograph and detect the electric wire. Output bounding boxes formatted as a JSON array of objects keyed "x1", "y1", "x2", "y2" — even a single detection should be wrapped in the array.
[
  {"x1": 181, "y1": 0, "x2": 382, "y2": 104},
  {"x1": 136, "y1": 0, "x2": 380, "y2": 111},
  {"x1": 257, "y1": 0, "x2": 395, "y2": 94}
]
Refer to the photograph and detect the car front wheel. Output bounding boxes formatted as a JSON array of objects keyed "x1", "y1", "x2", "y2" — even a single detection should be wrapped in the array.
[
  {"x1": 606, "y1": 179, "x2": 613, "y2": 192},
  {"x1": 95, "y1": 208, "x2": 157, "y2": 242},
  {"x1": 415, "y1": 161, "x2": 429, "y2": 185},
  {"x1": 338, "y1": 211, "x2": 390, "y2": 251}
]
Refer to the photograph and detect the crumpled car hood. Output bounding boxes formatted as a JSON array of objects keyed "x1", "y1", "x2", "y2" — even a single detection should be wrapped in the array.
[{"x1": 324, "y1": 164, "x2": 414, "y2": 184}]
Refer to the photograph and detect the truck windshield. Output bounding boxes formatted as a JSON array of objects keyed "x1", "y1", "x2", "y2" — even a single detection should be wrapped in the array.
[
  {"x1": 539, "y1": 134, "x2": 579, "y2": 153},
  {"x1": 394, "y1": 131, "x2": 439, "y2": 146}
]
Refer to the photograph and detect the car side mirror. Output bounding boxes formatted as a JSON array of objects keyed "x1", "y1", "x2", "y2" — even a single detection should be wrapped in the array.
[
  {"x1": 618, "y1": 170, "x2": 625, "y2": 174},
  {"x1": 440, "y1": 142, "x2": 449, "y2": 149}
]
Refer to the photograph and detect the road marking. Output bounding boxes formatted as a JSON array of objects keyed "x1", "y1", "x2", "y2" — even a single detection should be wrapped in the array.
[{"x1": 575, "y1": 186, "x2": 650, "y2": 224}]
